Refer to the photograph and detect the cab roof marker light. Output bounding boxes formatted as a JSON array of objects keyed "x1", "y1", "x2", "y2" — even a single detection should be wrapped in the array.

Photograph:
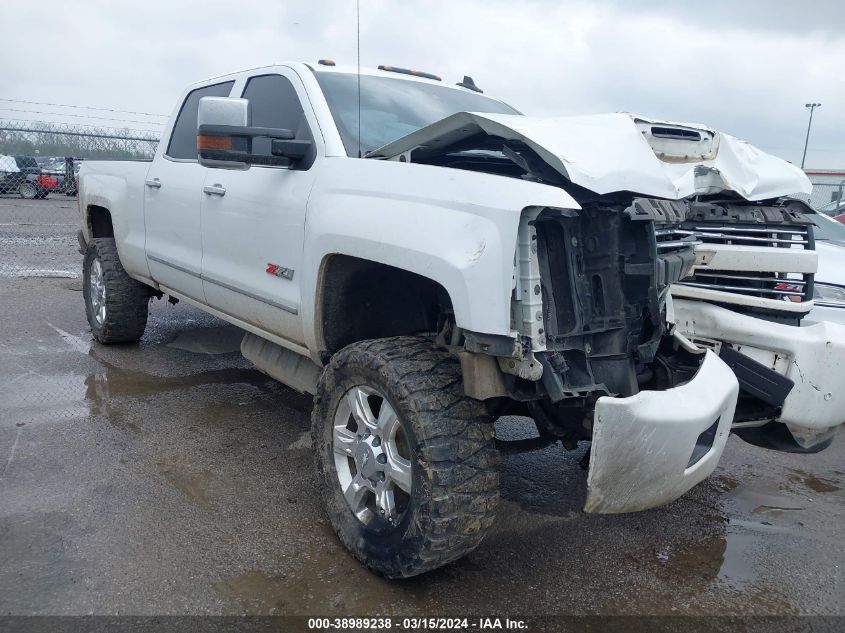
[{"x1": 377, "y1": 65, "x2": 442, "y2": 81}]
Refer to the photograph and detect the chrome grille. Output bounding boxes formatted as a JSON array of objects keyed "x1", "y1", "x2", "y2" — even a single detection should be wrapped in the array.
[
  {"x1": 674, "y1": 221, "x2": 813, "y2": 302},
  {"x1": 679, "y1": 271, "x2": 810, "y2": 300},
  {"x1": 654, "y1": 227, "x2": 700, "y2": 252},
  {"x1": 671, "y1": 202, "x2": 816, "y2": 305},
  {"x1": 685, "y1": 224, "x2": 810, "y2": 249}
]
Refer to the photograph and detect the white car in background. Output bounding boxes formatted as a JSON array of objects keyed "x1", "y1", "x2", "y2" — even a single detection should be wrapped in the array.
[{"x1": 808, "y1": 213, "x2": 845, "y2": 325}]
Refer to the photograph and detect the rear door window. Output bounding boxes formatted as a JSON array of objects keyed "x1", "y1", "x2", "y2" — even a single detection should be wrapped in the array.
[{"x1": 166, "y1": 81, "x2": 234, "y2": 160}]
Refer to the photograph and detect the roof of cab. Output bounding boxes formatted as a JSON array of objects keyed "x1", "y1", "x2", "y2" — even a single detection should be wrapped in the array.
[{"x1": 188, "y1": 61, "x2": 484, "y2": 95}]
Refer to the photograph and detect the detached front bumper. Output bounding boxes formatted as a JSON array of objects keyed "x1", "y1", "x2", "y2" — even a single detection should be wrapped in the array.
[
  {"x1": 673, "y1": 298, "x2": 845, "y2": 446},
  {"x1": 585, "y1": 350, "x2": 739, "y2": 514}
]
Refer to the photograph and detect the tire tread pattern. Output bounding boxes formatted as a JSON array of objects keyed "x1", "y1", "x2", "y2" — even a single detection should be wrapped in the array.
[
  {"x1": 312, "y1": 336, "x2": 499, "y2": 578},
  {"x1": 83, "y1": 238, "x2": 150, "y2": 343}
]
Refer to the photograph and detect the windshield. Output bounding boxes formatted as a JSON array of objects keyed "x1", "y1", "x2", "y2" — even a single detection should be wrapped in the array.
[
  {"x1": 315, "y1": 72, "x2": 520, "y2": 157},
  {"x1": 813, "y1": 212, "x2": 845, "y2": 243}
]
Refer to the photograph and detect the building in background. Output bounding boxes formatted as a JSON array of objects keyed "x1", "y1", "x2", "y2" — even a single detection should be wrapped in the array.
[{"x1": 806, "y1": 169, "x2": 845, "y2": 215}]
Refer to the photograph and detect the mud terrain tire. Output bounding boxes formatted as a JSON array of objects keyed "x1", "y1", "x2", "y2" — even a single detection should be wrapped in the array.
[
  {"x1": 313, "y1": 336, "x2": 500, "y2": 578},
  {"x1": 83, "y1": 238, "x2": 150, "y2": 343}
]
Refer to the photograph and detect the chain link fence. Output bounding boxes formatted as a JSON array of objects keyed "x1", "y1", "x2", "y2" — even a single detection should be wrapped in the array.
[
  {"x1": 0, "y1": 119, "x2": 160, "y2": 279},
  {"x1": 808, "y1": 179, "x2": 845, "y2": 216}
]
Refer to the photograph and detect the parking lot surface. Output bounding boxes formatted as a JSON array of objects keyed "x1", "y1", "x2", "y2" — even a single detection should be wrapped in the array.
[{"x1": 1, "y1": 198, "x2": 844, "y2": 617}]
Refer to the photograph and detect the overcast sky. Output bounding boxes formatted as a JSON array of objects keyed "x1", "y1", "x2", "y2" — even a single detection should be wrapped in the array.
[{"x1": 1, "y1": 0, "x2": 843, "y2": 168}]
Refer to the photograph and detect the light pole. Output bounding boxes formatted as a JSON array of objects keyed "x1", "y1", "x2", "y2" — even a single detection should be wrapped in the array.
[{"x1": 801, "y1": 102, "x2": 821, "y2": 169}]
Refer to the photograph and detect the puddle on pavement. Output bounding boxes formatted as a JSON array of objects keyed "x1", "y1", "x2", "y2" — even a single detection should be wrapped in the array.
[
  {"x1": 713, "y1": 531, "x2": 759, "y2": 588},
  {"x1": 3, "y1": 323, "x2": 278, "y2": 430},
  {"x1": 786, "y1": 469, "x2": 842, "y2": 494},
  {"x1": 166, "y1": 326, "x2": 244, "y2": 355},
  {"x1": 156, "y1": 462, "x2": 214, "y2": 510},
  {"x1": 2, "y1": 373, "x2": 91, "y2": 424},
  {"x1": 85, "y1": 363, "x2": 270, "y2": 401},
  {"x1": 14, "y1": 322, "x2": 830, "y2": 614},
  {"x1": 653, "y1": 532, "x2": 727, "y2": 583},
  {"x1": 726, "y1": 479, "x2": 806, "y2": 515},
  {"x1": 48, "y1": 323, "x2": 91, "y2": 354},
  {"x1": 217, "y1": 545, "x2": 430, "y2": 615},
  {"x1": 671, "y1": 475, "x2": 807, "y2": 599},
  {"x1": 81, "y1": 357, "x2": 274, "y2": 434}
]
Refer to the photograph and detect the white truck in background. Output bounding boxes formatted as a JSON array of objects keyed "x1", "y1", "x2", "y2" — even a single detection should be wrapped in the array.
[{"x1": 77, "y1": 61, "x2": 845, "y2": 578}]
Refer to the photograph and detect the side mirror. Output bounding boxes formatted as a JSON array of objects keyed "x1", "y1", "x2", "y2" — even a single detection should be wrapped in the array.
[
  {"x1": 197, "y1": 97, "x2": 250, "y2": 170},
  {"x1": 197, "y1": 96, "x2": 313, "y2": 169}
]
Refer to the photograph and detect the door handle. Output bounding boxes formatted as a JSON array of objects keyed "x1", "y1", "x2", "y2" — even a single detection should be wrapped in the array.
[
  {"x1": 203, "y1": 184, "x2": 226, "y2": 197},
  {"x1": 145, "y1": 178, "x2": 161, "y2": 189}
]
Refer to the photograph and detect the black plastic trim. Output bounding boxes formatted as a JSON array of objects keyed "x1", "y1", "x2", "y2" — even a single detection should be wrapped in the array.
[{"x1": 719, "y1": 345, "x2": 794, "y2": 407}]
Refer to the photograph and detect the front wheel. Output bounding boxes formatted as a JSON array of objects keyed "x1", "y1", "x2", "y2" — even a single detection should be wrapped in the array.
[
  {"x1": 83, "y1": 238, "x2": 150, "y2": 343},
  {"x1": 312, "y1": 337, "x2": 500, "y2": 578}
]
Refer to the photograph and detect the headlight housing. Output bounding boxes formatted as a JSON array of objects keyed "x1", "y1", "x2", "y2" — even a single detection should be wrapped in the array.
[{"x1": 813, "y1": 283, "x2": 845, "y2": 307}]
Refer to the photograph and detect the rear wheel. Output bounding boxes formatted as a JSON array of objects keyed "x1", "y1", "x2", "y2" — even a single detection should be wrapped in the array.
[
  {"x1": 19, "y1": 181, "x2": 37, "y2": 199},
  {"x1": 83, "y1": 238, "x2": 150, "y2": 343},
  {"x1": 313, "y1": 337, "x2": 499, "y2": 578}
]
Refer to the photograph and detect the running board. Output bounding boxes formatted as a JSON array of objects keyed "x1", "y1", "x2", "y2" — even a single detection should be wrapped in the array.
[{"x1": 241, "y1": 332, "x2": 321, "y2": 395}]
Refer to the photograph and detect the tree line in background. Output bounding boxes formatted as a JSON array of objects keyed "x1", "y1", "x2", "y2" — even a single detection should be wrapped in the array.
[{"x1": 0, "y1": 120, "x2": 160, "y2": 160}]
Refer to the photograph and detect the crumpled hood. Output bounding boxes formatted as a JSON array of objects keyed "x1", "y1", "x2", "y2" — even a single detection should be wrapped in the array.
[{"x1": 367, "y1": 112, "x2": 811, "y2": 202}]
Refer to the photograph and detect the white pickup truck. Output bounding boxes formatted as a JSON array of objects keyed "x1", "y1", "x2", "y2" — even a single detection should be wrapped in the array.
[{"x1": 77, "y1": 61, "x2": 845, "y2": 578}]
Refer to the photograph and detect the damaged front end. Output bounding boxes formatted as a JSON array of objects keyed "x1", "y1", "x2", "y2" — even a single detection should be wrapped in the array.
[
  {"x1": 369, "y1": 110, "x2": 825, "y2": 513},
  {"x1": 504, "y1": 198, "x2": 697, "y2": 403},
  {"x1": 586, "y1": 350, "x2": 737, "y2": 513},
  {"x1": 667, "y1": 198, "x2": 845, "y2": 452},
  {"x1": 455, "y1": 193, "x2": 742, "y2": 513},
  {"x1": 496, "y1": 198, "x2": 741, "y2": 513}
]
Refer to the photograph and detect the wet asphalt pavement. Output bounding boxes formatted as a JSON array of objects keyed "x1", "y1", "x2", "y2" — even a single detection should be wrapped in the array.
[{"x1": 1, "y1": 198, "x2": 844, "y2": 618}]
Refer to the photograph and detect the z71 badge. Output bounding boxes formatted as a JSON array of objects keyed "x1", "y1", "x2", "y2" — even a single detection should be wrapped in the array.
[{"x1": 265, "y1": 263, "x2": 294, "y2": 280}]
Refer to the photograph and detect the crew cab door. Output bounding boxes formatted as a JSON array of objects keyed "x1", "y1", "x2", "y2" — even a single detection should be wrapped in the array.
[
  {"x1": 144, "y1": 80, "x2": 234, "y2": 300},
  {"x1": 199, "y1": 71, "x2": 319, "y2": 345}
]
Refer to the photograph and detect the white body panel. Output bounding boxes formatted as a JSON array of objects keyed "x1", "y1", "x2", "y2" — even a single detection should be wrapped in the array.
[
  {"x1": 673, "y1": 298, "x2": 845, "y2": 435},
  {"x1": 815, "y1": 241, "x2": 845, "y2": 282},
  {"x1": 77, "y1": 161, "x2": 152, "y2": 282},
  {"x1": 200, "y1": 165, "x2": 312, "y2": 341},
  {"x1": 670, "y1": 284, "x2": 814, "y2": 314},
  {"x1": 301, "y1": 158, "x2": 579, "y2": 356},
  {"x1": 807, "y1": 241, "x2": 845, "y2": 326},
  {"x1": 692, "y1": 243, "x2": 817, "y2": 275},
  {"x1": 586, "y1": 350, "x2": 738, "y2": 513},
  {"x1": 144, "y1": 160, "x2": 208, "y2": 299}
]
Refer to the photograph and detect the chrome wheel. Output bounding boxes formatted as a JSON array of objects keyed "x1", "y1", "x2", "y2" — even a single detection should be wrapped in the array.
[
  {"x1": 89, "y1": 259, "x2": 107, "y2": 325},
  {"x1": 333, "y1": 385, "x2": 413, "y2": 526}
]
